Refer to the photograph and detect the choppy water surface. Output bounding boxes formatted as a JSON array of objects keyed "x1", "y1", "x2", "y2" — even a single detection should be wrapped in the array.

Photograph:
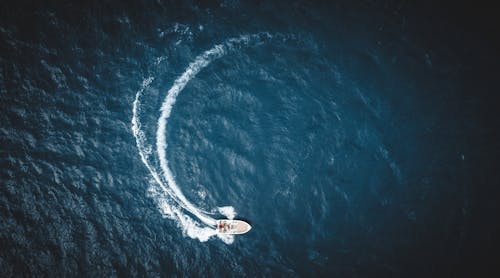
[{"x1": 1, "y1": 1, "x2": 499, "y2": 277}]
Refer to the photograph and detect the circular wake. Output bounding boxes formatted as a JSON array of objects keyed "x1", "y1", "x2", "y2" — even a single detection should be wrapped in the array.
[{"x1": 131, "y1": 33, "x2": 275, "y2": 243}]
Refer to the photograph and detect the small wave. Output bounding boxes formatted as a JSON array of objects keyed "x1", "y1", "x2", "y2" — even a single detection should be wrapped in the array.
[{"x1": 217, "y1": 206, "x2": 236, "y2": 220}]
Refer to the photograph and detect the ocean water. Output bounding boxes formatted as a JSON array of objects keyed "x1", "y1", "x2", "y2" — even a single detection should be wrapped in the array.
[{"x1": 1, "y1": 1, "x2": 499, "y2": 277}]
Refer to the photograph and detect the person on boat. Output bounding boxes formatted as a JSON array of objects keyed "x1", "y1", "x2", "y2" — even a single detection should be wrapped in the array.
[{"x1": 218, "y1": 222, "x2": 227, "y2": 232}]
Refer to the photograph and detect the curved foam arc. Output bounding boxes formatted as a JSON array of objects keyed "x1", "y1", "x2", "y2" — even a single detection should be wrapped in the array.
[
  {"x1": 132, "y1": 77, "x2": 190, "y2": 212},
  {"x1": 155, "y1": 33, "x2": 276, "y2": 225},
  {"x1": 133, "y1": 33, "x2": 277, "y2": 242},
  {"x1": 156, "y1": 44, "x2": 226, "y2": 226},
  {"x1": 132, "y1": 76, "x2": 230, "y2": 243}
]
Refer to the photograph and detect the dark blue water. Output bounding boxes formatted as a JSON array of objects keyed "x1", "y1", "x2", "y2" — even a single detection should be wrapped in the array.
[{"x1": 1, "y1": 1, "x2": 499, "y2": 277}]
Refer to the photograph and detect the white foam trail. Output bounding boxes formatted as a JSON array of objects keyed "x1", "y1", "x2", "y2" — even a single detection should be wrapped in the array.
[
  {"x1": 148, "y1": 183, "x2": 224, "y2": 242},
  {"x1": 133, "y1": 33, "x2": 278, "y2": 242},
  {"x1": 156, "y1": 44, "x2": 227, "y2": 226},
  {"x1": 133, "y1": 77, "x2": 224, "y2": 242},
  {"x1": 155, "y1": 34, "x2": 268, "y2": 225},
  {"x1": 132, "y1": 77, "x2": 185, "y2": 209}
]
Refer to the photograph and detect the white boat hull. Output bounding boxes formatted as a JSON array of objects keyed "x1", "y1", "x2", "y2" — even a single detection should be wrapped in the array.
[{"x1": 216, "y1": 220, "x2": 252, "y2": 235}]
